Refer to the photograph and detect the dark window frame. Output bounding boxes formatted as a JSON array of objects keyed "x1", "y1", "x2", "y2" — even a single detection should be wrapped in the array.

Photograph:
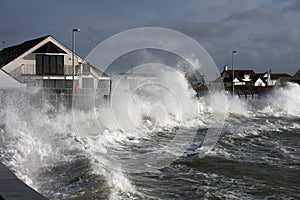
[{"x1": 36, "y1": 54, "x2": 64, "y2": 75}]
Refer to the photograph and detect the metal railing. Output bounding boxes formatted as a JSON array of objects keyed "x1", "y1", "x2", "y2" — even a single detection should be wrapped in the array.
[
  {"x1": 17, "y1": 64, "x2": 79, "y2": 76},
  {"x1": 39, "y1": 88, "x2": 96, "y2": 95},
  {"x1": 32, "y1": 87, "x2": 99, "y2": 109},
  {"x1": 21, "y1": 64, "x2": 35, "y2": 74}
]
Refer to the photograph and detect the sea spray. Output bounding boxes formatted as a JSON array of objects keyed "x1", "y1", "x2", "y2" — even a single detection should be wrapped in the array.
[
  {"x1": 107, "y1": 63, "x2": 200, "y2": 131},
  {"x1": 263, "y1": 82, "x2": 300, "y2": 116},
  {"x1": 3, "y1": 69, "x2": 300, "y2": 199},
  {"x1": 0, "y1": 65, "x2": 215, "y2": 198}
]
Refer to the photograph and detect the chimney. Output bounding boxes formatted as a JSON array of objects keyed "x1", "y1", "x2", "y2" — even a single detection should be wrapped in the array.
[{"x1": 224, "y1": 65, "x2": 228, "y2": 71}]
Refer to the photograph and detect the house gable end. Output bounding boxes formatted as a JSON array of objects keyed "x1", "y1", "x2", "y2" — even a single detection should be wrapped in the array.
[
  {"x1": 0, "y1": 35, "x2": 50, "y2": 69},
  {"x1": 254, "y1": 77, "x2": 266, "y2": 86},
  {"x1": 1, "y1": 35, "x2": 84, "y2": 73},
  {"x1": 33, "y1": 41, "x2": 67, "y2": 54},
  {"x1": 233, "y1": 77, "x2": 241, "y2": 82}
]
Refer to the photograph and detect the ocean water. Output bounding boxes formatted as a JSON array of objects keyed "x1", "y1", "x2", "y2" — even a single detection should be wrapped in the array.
[{"x1": 0, "y1": 77, "x2": 299, "y2": 199}]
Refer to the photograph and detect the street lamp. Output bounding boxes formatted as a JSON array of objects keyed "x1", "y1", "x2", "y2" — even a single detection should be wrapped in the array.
[
  {"x1": 72, "y1": 28, "x2": 80, "y2": 82},
  {"x1": 232, "y1": 50, "x2": 237, "y2": 95}
]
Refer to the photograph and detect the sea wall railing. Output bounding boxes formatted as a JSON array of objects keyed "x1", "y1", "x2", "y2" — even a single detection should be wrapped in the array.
[
  {"x1": 29, "y1": 87, "x2": 107, "y2": 109},
  {"x1": 233, "y1": 89, "x2": 270, "y2": 100}
]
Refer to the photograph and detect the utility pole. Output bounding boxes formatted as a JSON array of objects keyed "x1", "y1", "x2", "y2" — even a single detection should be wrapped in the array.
[
  {"x1": 232, "y1": 50, "x2": 237, "y2": 95},
  {"x1": 72, "y1": 28, "x2": 80, "y2": 88}
]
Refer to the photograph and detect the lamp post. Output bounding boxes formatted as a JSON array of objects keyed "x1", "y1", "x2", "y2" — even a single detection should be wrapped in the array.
[
  {"x1": 72, "y1": 28, "x2": 80, "y2": 83},
  {"x1": 232, "y1": 50, "x2": 237, "y2": 95}
]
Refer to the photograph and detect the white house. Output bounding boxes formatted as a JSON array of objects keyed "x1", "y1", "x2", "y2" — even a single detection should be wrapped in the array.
[
  {"x1": 254, "y1": 77, "x2": 266, "y2": 87},
  {"x1": 233, "y1": 77, "x2": 245, "y2": 85},
  {"x1": 0, "y1": 35, "x2": 111, "y2": 99}
]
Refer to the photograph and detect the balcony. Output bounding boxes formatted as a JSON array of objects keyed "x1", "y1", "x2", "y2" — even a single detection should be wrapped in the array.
[
  {"x1": 9, "y1": 64, "x2": 81, "y2": 83},
  {"x1": 18, "y1": 64, "x2": 79, "y2": 76}
]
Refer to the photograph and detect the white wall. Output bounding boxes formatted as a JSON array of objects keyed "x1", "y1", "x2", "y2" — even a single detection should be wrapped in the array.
[{"x1": 0, "y1": 70, "x2": 25, "y2": 89}]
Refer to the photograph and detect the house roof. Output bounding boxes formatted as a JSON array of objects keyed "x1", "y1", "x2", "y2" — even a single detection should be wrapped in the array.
[
  {"x1": 292, "y1": 69, "x2": 300, "y2": 81},
  {"x1": 254, "y1": 75, "x2": 267, "y2": 84},
  {"x1": 233, "y1": 77, "x2": 244, "y2": 82},
  {"x1": 270, "y1": 73, "x2": 291, "y2": 80},
  {"x1": 0, "y1": 35, "x2": 50, "y2": 68},
  {"x1": 221, "y1": 69, "x2": 256, "y2": 81},
  {"x1": 253, "y1": 73, "x2": 267, "y2": 83},
  {"x1": 82, "y1": 63, "x2": 109, "y2": 77},
  {"x1": 227, "y1": 69, "x2": 255, "y2": 76}
]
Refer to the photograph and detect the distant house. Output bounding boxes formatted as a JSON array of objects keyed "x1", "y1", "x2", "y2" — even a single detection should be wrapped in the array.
[
  {"x1": 268, "y1": 73, "x2": 292, "y2": 86},
  {"x1": 253, "y1": 71, "x2": 291, "y2": 87},
  {"x1": 291, "y1": 69, "x2": 300, "y2": 84},
  {"x1": 219, "y1": 66, "x2": 291, "y2": 90},
  {"x1": 254, "y1": 73, "x2": 268, "y2": 87},
  {"x1": 220, "y1": 65, "x2": 256, "y2": 88},
  {"x1": 0, "y1": 35, "x2": 111, "y2": 106},
  {"x1": 219, "y1": 66, "x2": 233, "y2": 88}
]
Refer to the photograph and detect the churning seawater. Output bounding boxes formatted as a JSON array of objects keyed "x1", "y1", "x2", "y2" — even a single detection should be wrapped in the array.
[{"x1": 0, "y1": 76, "x2": 299, "y2": 199}]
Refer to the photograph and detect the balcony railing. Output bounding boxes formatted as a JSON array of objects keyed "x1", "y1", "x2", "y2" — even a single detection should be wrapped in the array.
[{"x1": 18, "y1": 64, "x2": 79, "y2": 76}]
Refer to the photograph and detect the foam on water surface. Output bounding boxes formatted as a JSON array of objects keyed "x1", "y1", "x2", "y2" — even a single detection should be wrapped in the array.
[{"x1": 0, "y1": 75, "x2": 300, "y2": 199}]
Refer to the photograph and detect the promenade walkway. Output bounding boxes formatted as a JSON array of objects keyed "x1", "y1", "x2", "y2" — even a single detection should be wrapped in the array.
[{"x1": 0, "y1": 162, "x2": 47, "y2": 200}]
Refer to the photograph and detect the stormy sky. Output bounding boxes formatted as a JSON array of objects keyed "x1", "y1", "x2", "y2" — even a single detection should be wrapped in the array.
[{"x1": 0, "y1": 0, "x2": 300, "y2": 75}]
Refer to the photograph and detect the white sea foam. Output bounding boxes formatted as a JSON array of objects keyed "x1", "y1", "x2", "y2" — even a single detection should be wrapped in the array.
[
  {"x1": 107, "y1": 64, "x2": 201, "y2": 131},
  {"x1": 0, "y1": 66, "x2": 205, "y2": 198},
  {"x1": 263, "y1": 82, "x2": 300, "y2": 116},
  {"x1": 1, "y1": 71, "x2": 299, "y2": 198}
]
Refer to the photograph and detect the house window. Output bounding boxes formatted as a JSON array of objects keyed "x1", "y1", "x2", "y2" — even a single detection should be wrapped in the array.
[
  {"x1": 65, "y1": 80, "x2": 73, "y2": 88},
  {"x1": 43, "y1": 55, "x2": 49, "y2": 74},
  {"x1": 36, "y1": 55, "x2": 64, "y2": 75},
  {"x1": 82, "y1": 64, "x2": 90, "y2": 74},
  {"x1": 43, "y1": 80, "x2": 73, "y2": 89}
]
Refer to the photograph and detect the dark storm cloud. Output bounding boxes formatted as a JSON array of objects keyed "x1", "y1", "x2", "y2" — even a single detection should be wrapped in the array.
[
  {"x1": 177, "y1": 22, "x2": 236, "y2": 38},
  {"x1": 0, "y1": 0, "x2": 299, "y2": 74},
  {"x1": 254, "y1": 28, "x2": 300, "y2": 44},
  {"x1": 225, "y1": 6, "x2": 280, "y2": 22},
  {"x1": 283, "y1": 0, "x2": 300, "y2": 11},
  {"x1": 232, "y1": 44, "x2": 300, "y2": 74}
]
